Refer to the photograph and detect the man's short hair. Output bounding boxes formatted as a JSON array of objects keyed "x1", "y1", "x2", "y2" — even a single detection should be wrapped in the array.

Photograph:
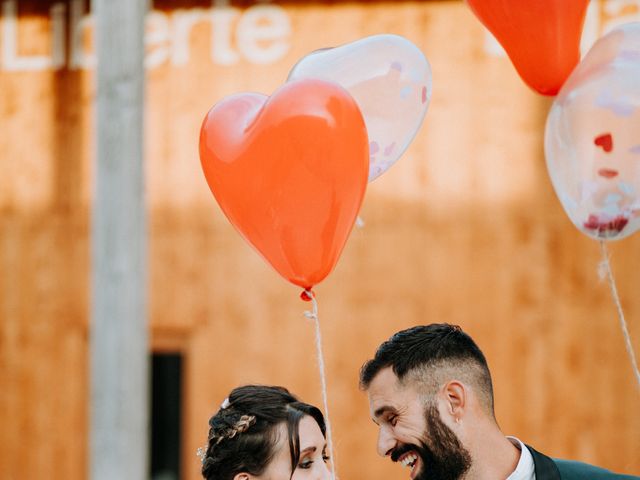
[{"x1": 359, "y1": 324, "x2": 495, "y2": 416}]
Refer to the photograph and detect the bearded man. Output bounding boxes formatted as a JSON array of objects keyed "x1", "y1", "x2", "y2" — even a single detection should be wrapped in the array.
[{"x1": 359, "y1": 324, "x2": 638, "y2": 480}]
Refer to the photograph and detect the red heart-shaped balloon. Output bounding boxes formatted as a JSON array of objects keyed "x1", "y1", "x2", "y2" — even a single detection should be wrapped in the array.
[
  {"x1": 199, "y1": 79, "x2": 369, "y2": 289},
  {"x1": 466, "y1": 0, "x2": 589, "y2": 95}
]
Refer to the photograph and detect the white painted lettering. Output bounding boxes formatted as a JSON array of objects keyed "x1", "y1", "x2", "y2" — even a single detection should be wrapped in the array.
[
  {"x1": 170, "y1": 8, "x2": 209, "y2": 66},
  {"x1": 70, "y1": 0, "x2": 95, "y2": 70},
  {"x1": 0, "y1": 1, "x2": 292, "y2": 71},
  {"x1": 145, "y1": 11, "x2": 170, "y2": 68},
  {"x1": 211, "y1": 5, "x2": 240, "y2": 65},
  {"x1": 51, "y1": 3, "x2": 66, "y2": 69},
  {"x1": 602, "y1": 0, "x2": 640, "y2": 35},
  {"x1": 483, "y1": 31, "x2": 505, "y2": 57},
  {"x1": 2, "y1": 0, "x2": 55, "y2": 71},
  {"x1": 236, "y1": 5, "x2": 290, "y2": 64},
  {"x1": 580, "y1": 1, "x2": 602, "y2": 56}
]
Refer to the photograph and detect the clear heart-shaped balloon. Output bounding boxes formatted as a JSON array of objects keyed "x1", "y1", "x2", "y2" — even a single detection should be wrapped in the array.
[
  {"x1": 545, "y1": 22, "x2": 640, "y2": 240},
  {"x1": 288, "y1": 34, "x2": 432, "y2": 181}
]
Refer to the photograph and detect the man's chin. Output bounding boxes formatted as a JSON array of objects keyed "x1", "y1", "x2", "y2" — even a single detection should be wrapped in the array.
[{"x1": 410, "y1": 443, "x2": 469, "y2": 480}]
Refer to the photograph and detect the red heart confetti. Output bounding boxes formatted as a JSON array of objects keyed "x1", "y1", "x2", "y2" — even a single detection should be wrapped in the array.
[{"x1": 594, "y1": 133, "x2": 613, "y2": 152}]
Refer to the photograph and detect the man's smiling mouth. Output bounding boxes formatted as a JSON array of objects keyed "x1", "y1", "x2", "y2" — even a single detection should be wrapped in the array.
[
  {"x1": 400, "y1": 451, "x2": 418, "y2": 468},
  {"x1": 398, "y1": 451, "x2": 420, "y2": 478}
]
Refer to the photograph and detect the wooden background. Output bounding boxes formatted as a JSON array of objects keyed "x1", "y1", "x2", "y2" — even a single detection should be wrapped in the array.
[{"x1": 1, "y1": 1, "x2": 639, "y2": 479}]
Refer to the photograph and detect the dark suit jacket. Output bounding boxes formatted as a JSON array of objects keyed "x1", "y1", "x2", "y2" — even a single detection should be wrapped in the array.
[{"x1": 527, "y1": 445, "x2": 639, "y2": 479}]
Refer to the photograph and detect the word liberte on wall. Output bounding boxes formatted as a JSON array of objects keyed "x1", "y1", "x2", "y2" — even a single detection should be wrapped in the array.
[{"x1": 0, "y1": 0, "x2": 292, "y2": 72}]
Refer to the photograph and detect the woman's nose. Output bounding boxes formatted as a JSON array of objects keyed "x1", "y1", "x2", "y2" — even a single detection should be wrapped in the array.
[{"x1": 317, "y1": 458, "x2": 332, "y2": 480}]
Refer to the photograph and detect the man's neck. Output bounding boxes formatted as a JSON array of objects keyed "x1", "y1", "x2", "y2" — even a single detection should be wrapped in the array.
[{"x1": 464, "y1": 424, "x2": 521, "y2": 480}]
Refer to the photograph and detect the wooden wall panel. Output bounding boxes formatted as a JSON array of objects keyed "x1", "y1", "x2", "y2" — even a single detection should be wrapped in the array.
[{"x1": 1, "y1": 1, "x2": 639, "y2": 479}]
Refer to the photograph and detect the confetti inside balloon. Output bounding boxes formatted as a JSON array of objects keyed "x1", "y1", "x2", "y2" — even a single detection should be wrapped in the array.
[
  {"x1": 289, "y1": 34, "x2": 432, "y2": 181},
  {"x1": 545, "y1": 23, "x2": 640, "y2": 240}
]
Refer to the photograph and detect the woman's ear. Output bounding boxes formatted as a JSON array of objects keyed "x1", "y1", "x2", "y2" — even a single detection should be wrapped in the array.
[{"x1": 233, "y1": 473, "x2": 252, "y2": 480}]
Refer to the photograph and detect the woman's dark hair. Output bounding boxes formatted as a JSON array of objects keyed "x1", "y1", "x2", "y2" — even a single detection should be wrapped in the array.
[{"x1": 201, "y1": 385, "x2": 326, "y2": 480}]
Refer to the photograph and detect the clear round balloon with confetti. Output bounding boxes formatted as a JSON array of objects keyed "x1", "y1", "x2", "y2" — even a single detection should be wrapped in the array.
[
  {"x1": 545, "y1": 22, "x2": 640, "y2": 240},
  {"x1": 288, "y1": 34, "x2": 432, "y2": 182}
]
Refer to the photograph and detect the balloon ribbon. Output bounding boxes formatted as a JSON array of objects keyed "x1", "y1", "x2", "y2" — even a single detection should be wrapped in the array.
[
  {"x1": 303, "y1": 291, "x2": 338, "y2": 479},
  {"x1": 599, "y1": 241, "x2": 640, "y2": 391}
]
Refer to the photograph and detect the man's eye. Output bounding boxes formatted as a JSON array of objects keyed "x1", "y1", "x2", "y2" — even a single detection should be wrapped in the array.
[{"x1": 389, "y1": 415, "x2": 398, "y2": 426}]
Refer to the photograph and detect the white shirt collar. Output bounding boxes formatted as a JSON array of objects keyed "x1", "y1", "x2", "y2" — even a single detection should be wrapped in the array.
[{"x1": 505, "y1": 436, "x2": 536, "y2": 480}]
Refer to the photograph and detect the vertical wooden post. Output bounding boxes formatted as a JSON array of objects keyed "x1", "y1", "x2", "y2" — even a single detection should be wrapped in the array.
[{"x1": 91, "y1": 1, "x2": 147, "y2": 479}]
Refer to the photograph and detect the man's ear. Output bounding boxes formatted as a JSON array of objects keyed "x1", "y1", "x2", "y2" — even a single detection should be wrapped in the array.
[{"x1": 442, "y1": 380, "x2": 466, "y2": 419}]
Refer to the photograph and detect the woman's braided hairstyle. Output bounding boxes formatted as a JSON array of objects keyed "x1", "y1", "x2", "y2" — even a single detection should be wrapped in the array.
[{"x1": 201, "y1": 385, "x2": 326, "y2": 480}]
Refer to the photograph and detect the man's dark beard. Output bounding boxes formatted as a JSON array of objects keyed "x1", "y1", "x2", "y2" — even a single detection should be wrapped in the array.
[{"x1": 390, "y1": 405, "x2": 471, "y2": 480}]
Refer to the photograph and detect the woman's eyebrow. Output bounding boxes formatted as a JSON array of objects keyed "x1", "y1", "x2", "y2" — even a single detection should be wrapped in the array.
[{"x1": 300, "y1": 446, "x2": 317, "y2": 455}]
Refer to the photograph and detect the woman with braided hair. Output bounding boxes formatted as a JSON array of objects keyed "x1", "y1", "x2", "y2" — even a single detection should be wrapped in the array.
[{"x1": 200, "y1": 385, "x2": 331, "y2": 480}]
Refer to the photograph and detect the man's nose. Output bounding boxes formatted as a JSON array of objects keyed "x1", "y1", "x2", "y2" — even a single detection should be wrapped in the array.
[{"x1": 377, "y1": 426, "x2": 396, "y2": 457}]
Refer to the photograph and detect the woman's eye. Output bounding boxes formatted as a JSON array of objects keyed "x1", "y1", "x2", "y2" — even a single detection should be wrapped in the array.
[
  {"x1": 322, "y1": 455, "x2": 330, "y2": 463},
  {"x1": 299, "y1": 461, "x2": 313, "y2": 469}
]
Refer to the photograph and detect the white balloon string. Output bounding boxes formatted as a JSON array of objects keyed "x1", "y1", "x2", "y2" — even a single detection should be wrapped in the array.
[
  {"x1": 303, "y1": 292, "x2": 338, "y2": 480},
  {"x1": 599, "y1": 241, "x2": 640, "y2": 391}
]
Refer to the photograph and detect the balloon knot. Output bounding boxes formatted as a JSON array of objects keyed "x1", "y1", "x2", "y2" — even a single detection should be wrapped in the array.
[{"x1": 300, "y1": 289, "x2": 315, "y2": 302}]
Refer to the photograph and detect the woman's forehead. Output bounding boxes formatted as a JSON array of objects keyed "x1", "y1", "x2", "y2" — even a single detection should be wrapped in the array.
[{"x1": 297, "y1": 415, "x2": 325, "y2": 450}]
